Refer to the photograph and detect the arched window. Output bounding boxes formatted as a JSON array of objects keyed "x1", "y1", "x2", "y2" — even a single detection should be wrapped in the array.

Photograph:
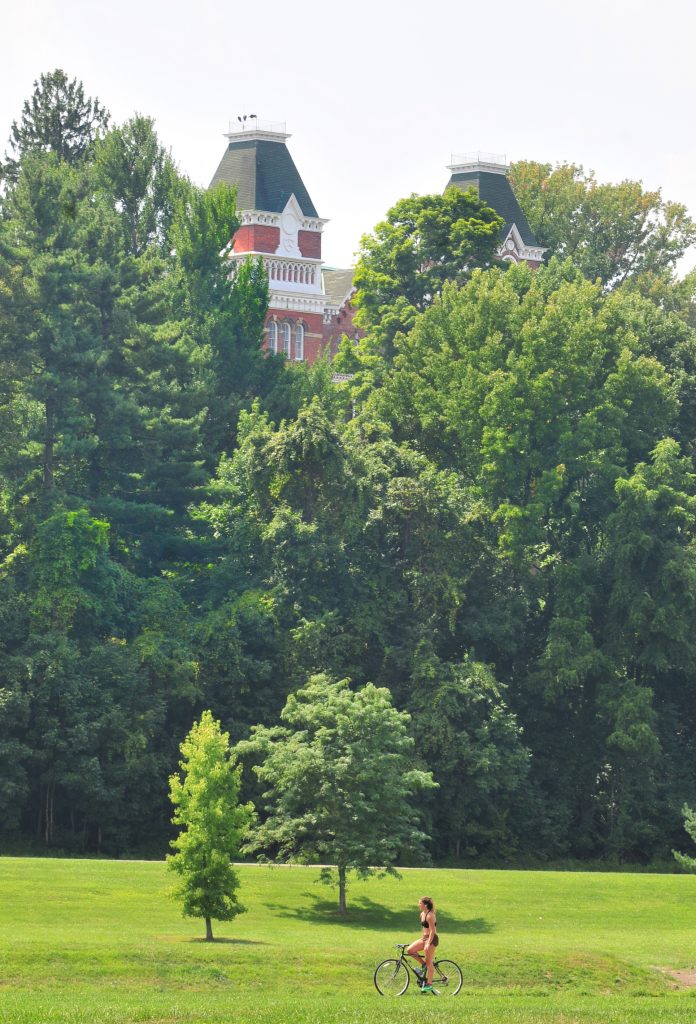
[
  {"x1": 295, "y1": 322, "x2": 305, "y2": 361},
  {"x1": 267, "y1": 320, "x2": 278, "y2": 353},
  {"x1": 281, "y1": 321, "x2": 291, "y2": 357}
]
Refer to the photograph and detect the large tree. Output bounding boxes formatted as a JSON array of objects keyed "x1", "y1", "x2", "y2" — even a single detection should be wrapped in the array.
[
  {"x1": 362, "y1": 257, "x2": 695, "y2": 859},
  {"x1": 95, "y1": 115, "x2": 186, "y2": 257},
  {"x1": 241, "y1": 675, "x2": 435, "y2": 913},
  {"x1": 0, "y1": 81, "x2": 208, "y2": 853},
  {"x1": 352, "y1": 187, "x2": 503, "y2": 358},
  {"x1": 172, "y1": 182, "x2": 275, "y2": 459},
  {"x1": 0, "y1": 154, "x2": 119, "y2": 497},
  {"x1": 509, "y1": 160, "x2": 696, "y2": 288}
]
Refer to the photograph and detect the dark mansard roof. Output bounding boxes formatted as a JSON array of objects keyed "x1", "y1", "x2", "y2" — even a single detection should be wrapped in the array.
[
  {"x1": 210, "y1": 135, "x2": 319, "y2": 218},
  {"x1": 447, "y1": 168, "x2": 538, "y2": 247}
]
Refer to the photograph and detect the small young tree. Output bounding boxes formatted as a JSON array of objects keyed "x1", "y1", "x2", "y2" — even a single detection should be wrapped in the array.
[
  {"x1": 241, "y1": 674, "x2": 436, "y2": 914},
  {"x1": 168, "y1": 711, "x2": 254, "y2": 941}
]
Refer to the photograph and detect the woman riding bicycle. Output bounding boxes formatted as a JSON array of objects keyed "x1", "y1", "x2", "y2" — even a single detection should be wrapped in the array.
[{"x1": 406, "y1": 896, "x2": 438, "y2": 993}]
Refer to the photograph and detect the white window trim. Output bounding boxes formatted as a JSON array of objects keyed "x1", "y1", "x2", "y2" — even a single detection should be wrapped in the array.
[
  {"x1": 281, "y1": 321, "x2": 292, "y2": 357},
  {"x1": 294, "y1": 322, "x2": 305, "y2": 361}
]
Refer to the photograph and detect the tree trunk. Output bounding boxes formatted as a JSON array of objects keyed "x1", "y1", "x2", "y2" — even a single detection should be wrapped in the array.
[
  {"x1": 338, "y1": 865, "x2": 347, "y2": 916},
  {"x1": 43, "y1": 781, "x2": 55, "y2": 844},
  {"x1": 205, "y1": 916, "x2": 214, "y2": 941}
]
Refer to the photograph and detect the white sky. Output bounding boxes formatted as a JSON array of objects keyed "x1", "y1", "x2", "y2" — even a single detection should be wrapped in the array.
[{"x1": 2, "y1": 0, "x2": 695, "y2": 271}]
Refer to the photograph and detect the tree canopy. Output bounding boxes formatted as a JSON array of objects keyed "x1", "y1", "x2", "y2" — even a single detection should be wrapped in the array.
[
  {"x1": 240, "y1": 675, "x2": 436, "y2": 912},
  {"x1": 1, "y1": 69, "x2": 109, "y2": 186},
  {"x1": 509, "y1": 160, "x2": 696, "y2": 287},
  {"x1": 352, "y1": 186, "x2": 503, "y2": 357}
]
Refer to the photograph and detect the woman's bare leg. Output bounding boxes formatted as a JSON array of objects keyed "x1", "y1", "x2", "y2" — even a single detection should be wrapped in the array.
[
  {"x1": 406, "y1": 939, "x2": 426, "y2": 971},
  {"x1": 425, "y1": 944, "x2": 435, "y2": 985}
]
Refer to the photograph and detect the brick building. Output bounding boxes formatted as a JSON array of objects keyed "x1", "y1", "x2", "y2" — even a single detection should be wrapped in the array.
[
  {"x1": 210, "y1": 127, "x2": 543, "y2": 365},
  {"x1": 209, "y1": 121, "x2": 355, "y2": 364}
]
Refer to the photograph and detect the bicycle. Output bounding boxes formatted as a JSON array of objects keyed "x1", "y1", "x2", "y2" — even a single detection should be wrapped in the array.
[{"x1": 373, "y1": 943, "x2": 463, "y2": 996}]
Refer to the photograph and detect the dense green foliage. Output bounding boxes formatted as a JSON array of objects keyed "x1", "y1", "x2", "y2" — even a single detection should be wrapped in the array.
[
  {"x1": 508, "y1": 160, "x2": 696, "y2": 287},
  {"x1": 2, "y1": 858, "x2": 696, "y2": 1024},
  {"x1": 1, "y1": 71, "x2": 696, "y2": 868},
  {"x1": 168, "y1": 711, "x2": 253, "y2": 939},
  {"x1": 352, "y1": 186, "x2": 503, "y2": 357}
]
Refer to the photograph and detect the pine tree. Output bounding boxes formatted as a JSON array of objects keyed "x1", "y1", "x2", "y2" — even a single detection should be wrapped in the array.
[
  {"x1": 1, "y1": 69, "x2": 109, "y2": 187},
  {"x1": 0, "y1": 154, "x2": 118, "y2": 500}
]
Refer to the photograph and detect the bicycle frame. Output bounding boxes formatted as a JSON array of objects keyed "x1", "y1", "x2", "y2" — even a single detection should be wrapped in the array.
[
  {"x1": 394, "y1": 943, "x2": 424, "y2": 979},
  {"x1": 393, "y1": 943, "x2": 448, "y2": 985}
]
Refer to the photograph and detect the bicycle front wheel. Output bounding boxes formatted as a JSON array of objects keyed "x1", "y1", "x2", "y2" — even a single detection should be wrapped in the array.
[
  {"x1": 432, "y1": 959, "x2": 463, "y2": 995},
  {"x1": 374, "y1": 958, "x2": 410, "y2": 996}
]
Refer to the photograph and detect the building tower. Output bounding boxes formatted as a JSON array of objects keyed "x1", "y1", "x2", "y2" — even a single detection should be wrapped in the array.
[
  {"x1": 446, "y1": 153, "x2": 546, "y2": 267},
  {"x1": 210, "y1": 121, "x2": 328, "y2": 363}
]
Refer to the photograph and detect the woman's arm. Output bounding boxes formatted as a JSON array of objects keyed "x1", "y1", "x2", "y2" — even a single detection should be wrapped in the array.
[{"x1": 423, "y1": 912, "x2": 435, "y2": 949}]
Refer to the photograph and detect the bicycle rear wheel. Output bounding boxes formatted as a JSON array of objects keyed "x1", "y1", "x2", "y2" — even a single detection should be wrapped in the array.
[
  {"x1": 374, "y1": 958, "x2": 410, "y2": 996},
  {"x1": 431, "y1": 959, "x2": 463, "y2": 995}
]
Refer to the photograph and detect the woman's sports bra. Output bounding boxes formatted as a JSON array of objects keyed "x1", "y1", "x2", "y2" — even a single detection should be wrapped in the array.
[{"x1": 420, "y1": 912, "x2": 437, "y2": 931}]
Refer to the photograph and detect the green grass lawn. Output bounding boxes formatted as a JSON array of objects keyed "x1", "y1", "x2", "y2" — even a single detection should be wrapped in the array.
[{"x1": 1, "y1": 857, "x2": 696, "y2": 1023}]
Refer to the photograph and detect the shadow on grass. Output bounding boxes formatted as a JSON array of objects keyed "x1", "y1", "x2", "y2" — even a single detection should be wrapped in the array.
[
  {"x1": 187, "y1": 937, "x2": 267, "y2": 945},
  {"x1": 264, "y1": 893, "x2": 494, "y2": 934}
]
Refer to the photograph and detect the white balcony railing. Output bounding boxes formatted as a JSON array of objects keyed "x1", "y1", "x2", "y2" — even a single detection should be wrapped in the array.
[
  {"x1": 226, "y1": 117, "x2": 287, "y2": 137},
  {"x1": 266, "y1": 258, "x2": 319, "y2": 290},
  {"x1": 450, "y1": 150, "x2": 507, "y2": 167}
]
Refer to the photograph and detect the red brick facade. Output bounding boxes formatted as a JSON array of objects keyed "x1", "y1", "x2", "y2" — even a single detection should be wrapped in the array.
[
  {"x1": 322, "y1": 299, "x2": 362, "y2": 357},
  {"x1": 263, "y1": 310, "x2": 326, "y2": 364},
  {"x1": 298, "y1": 230, "x2": 321, "y2": 259},
  {"x1": 232, "y1": 224, "x2": 280, "y2": 254}
]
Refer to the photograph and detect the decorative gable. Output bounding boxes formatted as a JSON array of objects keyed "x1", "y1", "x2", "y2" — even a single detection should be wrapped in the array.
[
  {"x1": 276, "y1": 194, "x2": 304, "y2": 258},
  {"x1": 446, "y1": 152, "x2": 546, "y2": 269},
  {"x1": 499, "y1": 223, "x2": 546, "y2": 267}
]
